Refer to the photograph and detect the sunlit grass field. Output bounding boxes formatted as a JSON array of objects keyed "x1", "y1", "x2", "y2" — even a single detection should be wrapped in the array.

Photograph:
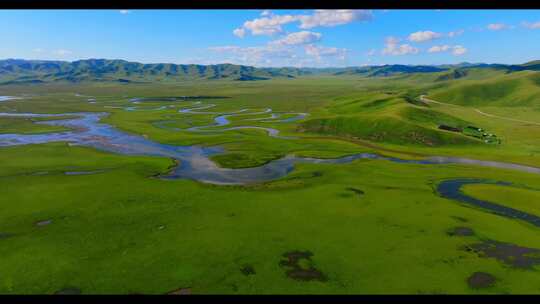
[{"x1": 2, "y1": 72, "x2": 540, "y2": 294}]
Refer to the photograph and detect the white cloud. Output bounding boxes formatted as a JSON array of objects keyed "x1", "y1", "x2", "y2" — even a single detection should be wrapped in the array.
[
  {"x1": 382, "y1": 37, "x2": 419, "y2": 55},
  {"x1": 119, "y1": 10, "x2": 130, "y2": 15},
  {"x1": 487, "y1": 23, "x2": 509, "y2": 31},
  {"x1": 270, "y1": 31, "x2": 322, "y2": 46},
  {"x1": 32, "y1": 48, "x2": 44, "y2": 53},
  {"x1": 428, "y1": 45, "x2": 451, "y2": 53},
  {"x1": 52, "y1": 49, "x2": 72, "y2": 56},
  {"x1": 233, "y1": 28, "x2": 246, "y2": 38},
  {"x1": 427, "y1": 44, "x2": 467, "y2": 56},
  {"x1": 209, "y1": 41, "x2": 348, "y2": 67},
  {"x1": 234, "y1": 10, "x2": 372, "y2": 37},
  {"x1": 297, "y1": 10, "x2": 372, "y2": 29},
  {"x1": 448, "y1": 29, "x2": 464, "y2": 37},
  {"x1": 522, "y1": 21, "x2": 540, "y2": 29},
  {"x1": 209, "y1": 44, "x2": 295, "y2": 66},
  {"x1": 452, "y1": 45, "x2": 467, "y2": 56},
  {"x1": 304, "y1": 44, "x2": 347, "y2": 60},
  {"x1": 408, "y1": 30, "x2": 442, "y2": 42},
  {"x1": 241, "y1": 14, "x2": 298, "y2": 36}
]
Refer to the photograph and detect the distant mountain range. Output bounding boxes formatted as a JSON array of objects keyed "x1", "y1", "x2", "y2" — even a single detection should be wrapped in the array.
[{"x1": 0, "y1": 58, "x2": 539, "y2": 85}]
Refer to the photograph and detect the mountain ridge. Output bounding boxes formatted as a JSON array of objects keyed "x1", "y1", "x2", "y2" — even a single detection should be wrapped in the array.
[{"x1": 1, "y1": 58, "x2": 539, "y2": 84}]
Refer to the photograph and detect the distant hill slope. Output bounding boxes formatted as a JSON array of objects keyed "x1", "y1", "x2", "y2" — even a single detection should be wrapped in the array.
[
  {"x1": 334, "y1": 64, "x2": 448, "y2": 77},
  {"x1": 428, "y1": 70, "x2": 540, "y2": 107},
  {"x1": 1, "y1": 58, "x2": 540, "y2": 84},
  {"x1": 0, "y1": 59, "x2": 306, "y2": 84}
]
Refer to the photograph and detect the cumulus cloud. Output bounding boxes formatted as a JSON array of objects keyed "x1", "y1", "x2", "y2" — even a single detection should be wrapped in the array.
[
  {"x1": 119, "y1": 10, "x2": 130, "y2": 15},
  {"x1": 448, "y1": 29, "x2": 464, "y2": 37},
  {"x1": 452, "y1": 45, "x2": 467, "y2": 55},
  {"x1": 428, "y1": 45, "x2": 451, "y2": 53},
  {"x1": 209, "y1": 41, "x2": 348, "y2": 67},
  {"x1": 487, "y1": 23, "x2": 509, "y2": 30},
  {"x1": 366, "y1": 49, "x2": 376, "y2": 56},
  {"x1": 304, "y1": 44, "x2": 347, "y2": 60},
  {"x1": 32, "y1": 48, "x2": 44, "y2": 53},
  {"x1": 408, "y1": 30, "x2": 442, "y2": 42},
  {"x1": 209, "y1": 44, "x2": 295, "y2": 66},
  {"x1": 233, "y1": 28, "x2": 246, "y2": 38},
  {"x1": 270, "y1": 31, "x2": 322, "y2": 46},
  {"x1": 297, "y1": 10, "x2": 372, "y2": 29},
  {"x1": 522, "y1": 21, "x2": 540, "y2": 29},
  {"x1": 239, "y1": 14, "x2": 299, "y2": 36},
  {"x1": 427, "y1": 44, "x2": 467, "y2": 56},
  {"x1": 234, "y1": 10, "x2": 372, "y2": 37},
  {"x1": 382, "y1": 37, "x2": 419, "y2": 55}
]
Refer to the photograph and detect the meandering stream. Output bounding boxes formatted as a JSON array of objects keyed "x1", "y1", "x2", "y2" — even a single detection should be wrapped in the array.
[
  {"x1": 437, "y1": 179, "x2": 540, "y2": 227},
  {"x1": 3, "y1": 110, "x2": 540, "y2": 225},
  {"x1": 2, "y1": 111, "x2": 540, "y2": 185}
]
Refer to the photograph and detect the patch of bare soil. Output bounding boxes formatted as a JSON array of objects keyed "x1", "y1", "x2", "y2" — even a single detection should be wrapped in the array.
[
  {"x1": 464, "y1": 240, "x2": 540, "y2": 269},
  {"x1": 279, "y1": 250, "x2": 326, "y2": 282},
  {"x1": 467, "y1": 272, "x2": 496, "y2": 289},
  {"x1": 447, "y1": 227, "x2": 474, "y2": 236}
]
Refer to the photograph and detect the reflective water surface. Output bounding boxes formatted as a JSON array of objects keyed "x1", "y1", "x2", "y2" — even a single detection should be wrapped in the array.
[{"x1": 2, "y1": 112, "x2": 540, "y2": 184}]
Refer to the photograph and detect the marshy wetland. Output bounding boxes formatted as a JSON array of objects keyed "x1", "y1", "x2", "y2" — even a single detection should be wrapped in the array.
[{"x1": 2, "y1": 75, "x2": 540, "y2": 294}]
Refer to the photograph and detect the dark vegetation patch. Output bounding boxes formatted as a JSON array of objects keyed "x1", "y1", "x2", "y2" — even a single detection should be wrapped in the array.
[
  {"x1": 436, "y1": 69, "x2": 468, "y2": 82},
  {"x1": 54, "y1": 287, "x2": 81, "y2": 295},
  {"x1": 451, "y1": 216, "x2": 469, "y2": 222},
  {"x1": 240, "y1": 264, "x2": 256, "y2": 276},
  {"x1": 360, "y1": 97, "x2": 392, "y2": 109},
  {"x1": 0, "y1": 232, "x2": 14, "y2": 239},
  {"x1": 450, "y1": 215, "x2": 469, "y2": 223},
  {"x1": 438, "y1": 125, "x2": 462, "y2": 133},
  {"x1": 403, "y1": 93, "x2": 429, "y2": 107},
  {"x1": 464, "y1": 239, "x2": 540, "y2": 269},
  {"x1": 235, "y1": 75, "x2": 270, "y2": 81},
  {"x1": 467, "y1": 272, "x2": 496, "y2": 289},
  {"x1": 167, "y1": 288, "x2": 192, "y2": 295},
  {"x1": 279, "y1": 250, "x2": 326, "y2": 282},
  {"x1": 346, "y1": 187, "x2": 365, "y2": 197},
  {"x1": 447, "y1": 226, "x2": 474, "y2": 236}
]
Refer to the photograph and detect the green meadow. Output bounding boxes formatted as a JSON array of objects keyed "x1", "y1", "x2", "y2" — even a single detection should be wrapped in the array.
[{"x1": 2, "y1": 71, "x2": 540, "y2": 294}]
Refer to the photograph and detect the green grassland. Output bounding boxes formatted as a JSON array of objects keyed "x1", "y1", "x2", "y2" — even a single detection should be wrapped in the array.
[{"x1": 2, "y1": 69, "x2": 540, "y2": 294}]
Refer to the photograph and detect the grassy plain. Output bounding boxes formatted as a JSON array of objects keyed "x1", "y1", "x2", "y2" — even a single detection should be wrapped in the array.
[{"x1": 2, "y1": 72, "x2": 540, "y2": 294}]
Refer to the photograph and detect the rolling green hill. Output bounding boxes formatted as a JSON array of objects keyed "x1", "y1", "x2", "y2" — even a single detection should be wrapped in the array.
[
  {"x1": 428, "y1": 70, "x2": 540, "y2": 107},
  {"x1": 298, "y1": 91, "x2": 480, "y2": 147},
  {"x1": 0, "y1": 59, "x2": 304, "y2": 84},
  {"x1": 2, "y1": 59, "x2": 540, "y2": 85}
]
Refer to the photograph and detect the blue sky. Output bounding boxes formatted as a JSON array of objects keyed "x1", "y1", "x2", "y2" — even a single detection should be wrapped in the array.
[{"x1": 1, "y1": 9, "x2": 539, "y2": 67}]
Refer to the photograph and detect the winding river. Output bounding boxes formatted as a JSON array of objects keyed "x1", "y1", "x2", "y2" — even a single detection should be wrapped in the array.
[
  {"x1": 2, "y1": 111, "x2": 540, "y2": 185},
  {"x1": 0, "y1": 96, "x2": 21, "y2": 102},
  {"x1": 437, "y1": 179, "x2": 540, "y2": 227},
  {"x1": 3, "y1": 110, "x2": 540, "y2": 225}
]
